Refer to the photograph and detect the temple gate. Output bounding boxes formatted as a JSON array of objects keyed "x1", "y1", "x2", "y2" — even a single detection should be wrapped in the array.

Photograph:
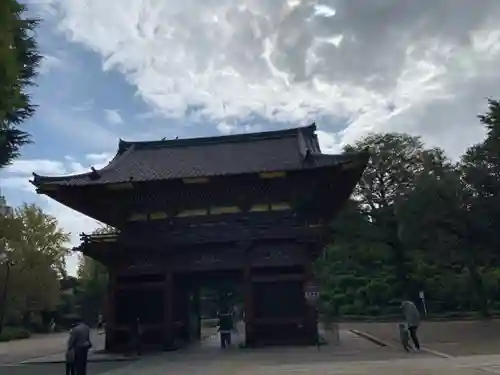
[{"x1": 31, "y1": 124, "x2": 368, "y2": 350}]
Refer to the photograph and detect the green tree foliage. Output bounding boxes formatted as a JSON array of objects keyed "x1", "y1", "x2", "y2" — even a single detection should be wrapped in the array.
[
  {"x1": 0, "y1": 0, "x2": 41, "y2": 168},
  {"x1": 75, "y1": 225, "x2": 113, "y2": 325},
  {"x1": 1, "y1": 204, "x2": 70, "y2": 328},
  {"x1": 316, "y1": 99, "x2": 500, "y2": 318},
  {"x1": 343, "y1": 133, "x2": 451, "y2": 296}
]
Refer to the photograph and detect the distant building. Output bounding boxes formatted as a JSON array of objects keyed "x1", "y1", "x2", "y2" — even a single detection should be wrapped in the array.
[
  {"x1": 0, "y1": 189, "x2": 12, "y2": 254},
  {"x1": 0, "y1": 190, "x2": 13, "y2": 217}
]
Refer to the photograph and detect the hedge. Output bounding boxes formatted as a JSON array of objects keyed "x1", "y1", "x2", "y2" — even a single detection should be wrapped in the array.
[{"x1": 0, "y1": 326, "x2": 31, "y2": 342}]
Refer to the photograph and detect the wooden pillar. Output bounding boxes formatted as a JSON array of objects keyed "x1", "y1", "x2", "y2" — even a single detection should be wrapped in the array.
[
  {"x1": 105, "y1": 267, "x2": 116, "y2": 351},
  {"x1": 163, "y1": 265, "x2": 174, "y2": 349},
  {"x1": 243, "y1": 245, "x2": 255, "y2": 346},
  {"x1": 194, "y1": 288, "x2": 201, "y2": 340},
  {"x1": 304, "y1": 247, "x2": 318, "y2": 345}
]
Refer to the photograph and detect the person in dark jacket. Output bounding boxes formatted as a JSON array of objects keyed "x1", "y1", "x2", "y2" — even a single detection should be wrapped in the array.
[
  {"x1": 401, "y1": 300, "x2": 421, "y2": 351},
  {"x1": 67, "y1": 318, "x2": 92, "y2": 375},
  {"x1": 217, "y1": 310, "x2": 234, "y2": 349},
  {"x1": 65, "y1": 325, "x2": 76, "y2": 375}
]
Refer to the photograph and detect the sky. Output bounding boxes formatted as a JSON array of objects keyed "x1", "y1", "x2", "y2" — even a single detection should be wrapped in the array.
[{"x1": 2, "y1": 0, "x2": 500, "y2": 276}]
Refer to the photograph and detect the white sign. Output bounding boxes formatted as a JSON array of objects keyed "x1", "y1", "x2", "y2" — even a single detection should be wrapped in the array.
[
  {"x1": 419, "y1": 291, "x2": 425, "y2": 299},
  {"x1": 304, "y1": 283, "x2": 320, "y2": 304}
]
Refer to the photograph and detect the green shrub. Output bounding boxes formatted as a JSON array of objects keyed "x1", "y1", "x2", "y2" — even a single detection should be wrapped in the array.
[
  {"x1": 0, "y1": 327, "x2": 31, "y2": 342},
  {"x1": 338, "y1": 304, "x2": 358, "y2": 316},
  {"x1": 366, "y1": 305, "x2": 381, "y2": 316}
]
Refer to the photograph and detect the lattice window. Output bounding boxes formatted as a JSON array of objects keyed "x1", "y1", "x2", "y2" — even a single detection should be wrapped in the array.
[
  {"x1": 270, "y1": 202, "x2": 292, "y2": 211},
  {"x1": 149, "y1": 211, "x2": 168, "y2": 220},
  {"x1": 209, "y1": 206, "x2": 241, "y2": 215},
  {"x1": 177, "y1": 208, "x2": 208, "y2": 217},
  {"x1": 249, "y1": 204, "x2": 270, "y2": 212},
  {"x1": 128, "y1": 213, "x2": 148, "y2": 222}
]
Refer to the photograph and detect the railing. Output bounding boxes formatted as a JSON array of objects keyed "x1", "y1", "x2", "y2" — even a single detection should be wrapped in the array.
[
  {"x1": 80, "y1": 232, "x2": 119, "y2": 243},
  {"x1": 79, "y1": 218, "x2": 326, "y2": 247}
]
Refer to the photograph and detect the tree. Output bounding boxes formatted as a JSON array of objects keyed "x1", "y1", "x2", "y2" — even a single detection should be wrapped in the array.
[
  {"x1": 76, "y1": 225, "x2": 114, "y2": 324},
  {"x1": 314, "y1": 200, "x2": 396, "y2": 317},
  {"x1": 77, "y1": 225, "x2": 115, "y2": 280},
  {"x1": 396, "y1": 163, "x2": 490, "y2": 314},
  {"x1": 343, "y1": 133, "x2": 450, "y2": 296},
  {"x1": 1, "y1": 204, "x2": 70, "y2": 327},
  {"x1": 312, "y1": 98, "x2": 500, "y2": 318},
  {"x1": 446, "y1": 98, "x2": 500, "y2": 315},
  {"x1": 0, "y1": 0, "x2": 41, "y2": 168}
]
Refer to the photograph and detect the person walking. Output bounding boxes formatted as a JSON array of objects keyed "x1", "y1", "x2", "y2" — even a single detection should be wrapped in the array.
[
  {"x1": 68, "y1": 318, "x2": 92, "y2": 375},
  {"x1": 65, "y1": 325, "x2": 76, "y2": 375},
  {"x1": 130, "y1": 317, "x2": 143, "y2": 356},
  {"x1": 97, "y1": 313, "x2": 104, "y2": 335},
  {"x1": 217, "y1": 309, "x2": 234, "y2": 349},
  {"x1": 401, "y1": 300, "x2": 421, "y2": 351}
]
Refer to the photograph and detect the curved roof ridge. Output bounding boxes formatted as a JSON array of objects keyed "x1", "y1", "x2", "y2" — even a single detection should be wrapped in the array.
[
  {"x1": 119, "y1": 123, "x2": 316, "y2": 151},
  {"x1": 32, "y1": 142, "x2": 135, "y2": 185},
  {"x1": 31, "y1": 122, "x2": 335, "y2": 187}
]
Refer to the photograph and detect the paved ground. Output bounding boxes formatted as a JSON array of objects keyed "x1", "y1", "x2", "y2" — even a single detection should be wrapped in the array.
[
  {"x1": 0, "y1": 327, "x2": 429, "y2": 374},
  {"x1": 8, "y1": 353, "x2": 500, "y2": 375},
  {"x1": 0, "y1": 331, "x2": 73, "y2": 365},
  {"x1": 345, "y1": 320, "x2": 500, "y2": 357},
  {"x1": 0, "y1": 329, "x2": 106, "y2": 365},
  {"x1": 1, "y1": 362, "x2": 128, "y2": 375},
  {"x1": 90, "y1": 354, "x2": 500, "y2": 375},
  {"x1": 3, "y1": 321, "x2": 500, "y2": 374}
]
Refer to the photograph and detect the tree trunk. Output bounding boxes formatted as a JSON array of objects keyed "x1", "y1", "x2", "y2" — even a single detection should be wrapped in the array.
[{"x1": 465, "y1": 255, "x2": 489, "y2": 317}]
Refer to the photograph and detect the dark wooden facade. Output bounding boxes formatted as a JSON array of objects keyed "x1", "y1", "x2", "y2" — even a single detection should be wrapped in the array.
[{"x1": 31, "y1": 124, "x2": 368, "y2": 350}]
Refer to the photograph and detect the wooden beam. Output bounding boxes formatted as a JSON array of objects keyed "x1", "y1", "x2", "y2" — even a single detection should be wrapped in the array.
[
  {"x1": 105, "y1": 267, "x2": 117, "y2": 351},
  {"x1": 38, "y1": 184, "x2": 58, "y2": 192},
  {"x1": 304, "y1": 251, "x2": 318, "y2": 345},
  {"x1": 259, "y1": 171, "x2": 286, "y2": 179},
  {"x1": 106, "y1": 182, "x2": 134, "y2": 190},
  {"x1": 253, "y1": 317, "x2": 306, "y2": 324},
  {"x1": 251, "y1": 274, "x2": 305, "y2": 283},
  {"x1": 243, "y1": 244, "x2": 255, "y2": 347},
  {"x1": 163, "y1": 264, "x2": 174, "y2": 349},
  {"x1": 182, "y1": 177, "x2": 210, "y2": 184},
  {"x1": 115, "y1": 281, "x2": 166, "y2": 290}
]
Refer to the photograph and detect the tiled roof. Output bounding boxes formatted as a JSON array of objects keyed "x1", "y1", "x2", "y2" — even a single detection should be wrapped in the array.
[{"x1": 31, "y1": 124, "x2": 367, "y2": 187}]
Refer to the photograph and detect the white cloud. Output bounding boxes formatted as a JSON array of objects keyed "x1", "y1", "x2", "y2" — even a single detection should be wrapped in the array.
[
  {"x1": 16, "y1": 0, "x2": 500, "y2": 274},
  {"x1": 0, "y1": 176, "x2": 34, "y2": 192},
  {"x1": 4, "y1": 159, "x2": 66, "y2": 175},
  {"x1": 104, "y1": 109, "x2": 123, "y2": 125},
  {"x1": 86, "y1": 152, "x2": 114, "y2": 163},
  {"x1": 39, "y1": 54, "x2": 65, "y2": 74},
  {"x1": 317, "y1": 130, "x2": 341, "y2": 154},
  {"x1": 43, "y1": 0, "x2": 500, "y2": 159}
]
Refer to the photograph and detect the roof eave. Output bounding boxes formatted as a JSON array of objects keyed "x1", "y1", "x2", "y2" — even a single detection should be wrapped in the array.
[{"x1": 31, "y1": 138, "x2": 126, "y2": 187}]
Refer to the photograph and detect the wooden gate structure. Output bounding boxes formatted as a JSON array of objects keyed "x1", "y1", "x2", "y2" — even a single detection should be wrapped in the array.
[{"x1": 31, "y1": 123, "x2": 368, "y2": 351}]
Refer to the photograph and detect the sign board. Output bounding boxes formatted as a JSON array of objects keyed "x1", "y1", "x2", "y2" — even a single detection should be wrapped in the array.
[
  {"x1": 304, "y1": 282, "x2": 320, "y2": 305},
  {"x1": 419, "y1": 290, "x2": 428, "y2": 316}
]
